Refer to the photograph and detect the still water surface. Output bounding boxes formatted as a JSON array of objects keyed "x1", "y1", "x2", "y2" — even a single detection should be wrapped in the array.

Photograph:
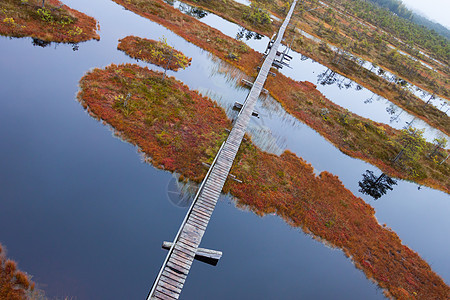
[{"x1": 0, "y1": 0, "x2": 448, "y2": 299}]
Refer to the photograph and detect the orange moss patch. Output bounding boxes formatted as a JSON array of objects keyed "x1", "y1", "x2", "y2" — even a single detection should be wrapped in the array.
[
  {"x1": 0, "y1": 244, "x2": 34, "y2": 300},
  {"x1": 78, "y1": 64, "x2": 230, "y2": 181},
  {"x1": 118, "y1": 36, "x2": 191, "y2": 71},
  {"x1": 0, "y1": 0, "x2": 99, "y2": 43},
  {"x1": 77, "y1": 64, "x2": 449, "y2": 299}
]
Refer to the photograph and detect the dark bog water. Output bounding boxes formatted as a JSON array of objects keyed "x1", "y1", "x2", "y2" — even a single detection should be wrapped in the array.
[{"x1": 0, "y1": 0, "x2": 447, "y2": 299}]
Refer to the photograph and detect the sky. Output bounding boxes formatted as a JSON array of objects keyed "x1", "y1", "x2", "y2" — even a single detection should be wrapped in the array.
[{"x1": 401, "y1": 0, "x2": 450, "y2": 29}]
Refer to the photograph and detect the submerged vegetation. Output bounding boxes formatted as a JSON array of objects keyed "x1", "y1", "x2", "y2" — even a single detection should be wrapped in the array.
[
  {"x1": 110, "y1": 0, "x2": 449, "y2": 193},
  {"x1": 77, "y1": 64, "x2": 449, "y2": 299},
  {"x1": 0, "y1": 0, "x2": 99, "y2": 43},
  {"x1": 0, "y1": 244, "x2": 35, "y2": 299},
  {"x1": 118, "y1": 36, "x2": 192, "y2": 71}
]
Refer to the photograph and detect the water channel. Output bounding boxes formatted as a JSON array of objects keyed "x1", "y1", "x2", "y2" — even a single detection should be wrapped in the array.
[{"x1": 0, "y1": 0, "x2": 448, "y2": 299}]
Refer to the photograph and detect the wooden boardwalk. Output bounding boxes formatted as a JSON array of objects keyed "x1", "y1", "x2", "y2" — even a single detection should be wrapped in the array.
[{"x1": 148, "y1": 1, "x2": 298, "y2": 298}]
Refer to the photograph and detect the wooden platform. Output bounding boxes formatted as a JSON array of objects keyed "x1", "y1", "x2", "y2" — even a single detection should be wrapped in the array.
[{"x1": 147, "y1": 1, "x2": 299, "y2": 298}]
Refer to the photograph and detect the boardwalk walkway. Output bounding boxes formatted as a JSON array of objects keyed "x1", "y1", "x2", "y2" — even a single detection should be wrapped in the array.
[{"x1": 148, "y1": 1, "x2": 298, "y2": 298}]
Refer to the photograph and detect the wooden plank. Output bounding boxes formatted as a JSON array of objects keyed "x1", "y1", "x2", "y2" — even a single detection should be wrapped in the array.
[
  {"x1": 166, "y1": 261, "x2": 189, "y2": 275},
  {"x1": 152, "y1": 290, "x2": 177, "y2": 300},
  {"x1": 177, "y1": 237, "x2": 198, "y2": 250},
  {"x1": 186, "y1": 219, "x2": 207, "y2": 231},
  {"x1": 158, "y1": 279, "x2": 182, "y2": 294},
  {"x1": 155, "y1": 285, "x2": 180, "y2": 299},
  {"x1": 163, "y1": 268, "x2": 187, "y2": 281},
  {"x1": 171, "y1": 251, "x2": 191, "y2": 262},
  {"x1": 159, "y1": 275, "x2": 184, "y2": 290},
  {"x1": 161, "y1": 271, "x2": 185, "y2": 285},
  {"x1": 169, "y1": 255, "x2": 192, "y2": 272},
  {"x1": 174, "y1": 244, "x2": 196, "y2": 257},
  {"x1": 188, "y1": 214, "x2": 209, "y2": 226}
]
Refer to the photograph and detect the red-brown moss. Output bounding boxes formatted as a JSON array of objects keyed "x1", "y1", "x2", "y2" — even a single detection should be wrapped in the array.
[
  {"x1": 118, "y1": 36, "x2": 192, "y2": 71},
  {"x1": 0, "y1": 0, "x2": 99, "y2": 43},
  {"x1": 0, "y1": 244, "x2": 35, "y2": 300},
  {"x1": 77, "y1": 64, "x2": 450, "y2": 299}
]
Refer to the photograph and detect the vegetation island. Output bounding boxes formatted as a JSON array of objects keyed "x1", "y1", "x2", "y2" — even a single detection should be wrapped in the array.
[
  {"x1": 0, "y1": 244, "x2": 35, "y2": 300},
  {"x1": 118, "y1": 36, "x2": 192, "y2": 71},
  {"x1": 111, "y1": 0, "x2": 449, "y2": 193},
  {"x1": 0, "y1": 0, "x2": 99, "y2": 43},
  {"x1": 77, "y1": 63, "x2": 449, "y2": 299}
]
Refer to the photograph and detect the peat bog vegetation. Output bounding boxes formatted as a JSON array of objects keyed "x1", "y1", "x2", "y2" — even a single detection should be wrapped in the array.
[
  {"x1": 118, "y1": 36, "x2": 192, "y2": 71},
  {"x1": 0, "y1": 0, "x2": 449, "y2": 299},
  {"x1": 0, "y1": 0, "x2": 99, "y2": 43},
  {"x1": 0, "y1": 245, "x2": 36, "y2": 300}
]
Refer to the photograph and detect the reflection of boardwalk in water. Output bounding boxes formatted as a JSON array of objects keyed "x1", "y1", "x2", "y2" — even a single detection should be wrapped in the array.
[{"x1": 147, "y1": 1, "x2": 299, "y2": 299}]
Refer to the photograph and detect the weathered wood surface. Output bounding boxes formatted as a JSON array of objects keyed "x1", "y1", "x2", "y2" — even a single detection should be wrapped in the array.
[
  {"x1": 148, "y1": 1, "x2": 298, "y2": 298},
  {"x1": 162, "y1": 241, "x2": 222, "y2": 266}
]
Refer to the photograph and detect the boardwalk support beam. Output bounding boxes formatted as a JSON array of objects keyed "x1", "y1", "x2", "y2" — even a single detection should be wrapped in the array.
[
  {"x1": 162, "y1": 242, "x2": 222, "y2": 266},
  {"x1": 232, "y1": 102, "x2": 259, "y2": 117},
  {"x1": 241, "y1": 79, "x2": 269, "y2": 94}
]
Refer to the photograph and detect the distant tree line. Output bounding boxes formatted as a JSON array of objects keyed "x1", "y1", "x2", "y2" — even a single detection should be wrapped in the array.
[
  {"x1": 367, "y1": 0, "x2": 412, "y2": 19},
  {"x1": 368, "y1": 0, "x2": 450, "y2": 39},
  {"x1": 330, "y1": 0, "x2": 449, "y2": 62}
]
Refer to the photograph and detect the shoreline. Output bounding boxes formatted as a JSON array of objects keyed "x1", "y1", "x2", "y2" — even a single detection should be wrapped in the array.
[{"x1": 0, "y1": 0, "x2": 100, "y2": 44}]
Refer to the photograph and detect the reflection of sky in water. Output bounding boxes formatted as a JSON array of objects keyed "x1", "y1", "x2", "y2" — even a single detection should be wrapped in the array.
[
  {"x1": 232, "y1": 0, "x2": 251, "y2": 6},
  {"x1": 0, "y1": 0, "x2": 448, "y2": 299},
  {"x1": 296, "y1": 27, "x2": 448, "y2": 115}
]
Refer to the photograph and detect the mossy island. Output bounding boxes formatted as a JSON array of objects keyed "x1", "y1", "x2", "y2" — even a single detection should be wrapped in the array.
[
  {"x1": 118, "y1": 36, "x2": 192, "y2": 71},
  {"x1": 0, "y1": 0, "x2": 100, "y2": 43},
  {"x1": 0, "y1": 243, "x2": 36, "y2": 299},
  {"x1": 77, "y1": 63, "x2": 449, "y2": 299}
]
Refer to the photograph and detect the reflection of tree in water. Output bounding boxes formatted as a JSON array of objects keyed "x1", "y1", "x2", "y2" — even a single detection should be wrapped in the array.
[
  {"x1": 364, "y1": 92, "x2": 376, "y2": 104},
  {"x1": 32, "y1": 38, "x2": 51, "y2": 48},
  {"x1": 300, "y1": 54, "x2": 309, "y2": 61},
  {"x1": 31, "y1": 38, "x2": 79, "y2": 51},
  {"x1": 359, "y1": 170, "x2": 397, "y2": 200},
  {"x1": 71, "y1": 43, "x2": 79, "y2": 51},
  {"x1": 317, "y1": 68, "x2": 363, "y2": 91},
  {"x1": 177, "y1": 3, "x2": 208, "y2": 19},
  {"x1": 235, "y1": 27, "x2": 263, "y2": 41},
  {"x1": 317, "y1": 68, "x2": 337, "y2": 86},
  {"x1": 386, "y1": 103, "x2": 404, "y2": 123}
]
